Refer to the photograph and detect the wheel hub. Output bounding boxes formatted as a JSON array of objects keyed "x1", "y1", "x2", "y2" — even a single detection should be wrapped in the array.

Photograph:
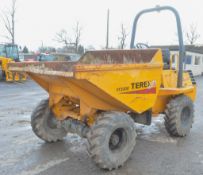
[
  {"x1": 110, "y1": 134, "x2": 120, "y2": 146},
  {"x1": 109, "y1": 128, "x2": 127, "y2": 151}
]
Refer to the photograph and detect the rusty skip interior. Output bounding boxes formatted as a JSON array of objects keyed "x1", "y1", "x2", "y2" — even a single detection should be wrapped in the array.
[{"x1": 8, "y1": 49, "x2": 158, "y2": 72}]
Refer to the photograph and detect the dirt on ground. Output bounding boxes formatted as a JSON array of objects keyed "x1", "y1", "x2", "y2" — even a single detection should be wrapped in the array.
[{"x1": 0, "y1": 77, "x2": 203, "y2": 175}]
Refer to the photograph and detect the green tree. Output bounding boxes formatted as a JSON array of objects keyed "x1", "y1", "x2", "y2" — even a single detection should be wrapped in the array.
[
  {"x1": 22, "y1": 46, "x2": 29, "y2": 53},
  {"x1": 78, "y1": 45, "x2": 84, "y2": 54},
  {"x1": 38, "y1": 46, "x2": 56, "y2": 53}
]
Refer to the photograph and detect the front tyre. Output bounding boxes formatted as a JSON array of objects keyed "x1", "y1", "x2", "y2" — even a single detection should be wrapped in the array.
[
  {"x1": 31, "y1": 99, "x2": 67, "y2": 142},
  {"x1": 87, "y1": 111, "x2": 136, "y2": 170}
]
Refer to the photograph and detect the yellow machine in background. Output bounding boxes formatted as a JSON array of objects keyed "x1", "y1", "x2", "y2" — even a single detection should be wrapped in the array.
[
  {"x1": 0, "y1": 44, "x2": 26, "y2": 81},
  {"x1": 8, "y1": 6, "x2": 196, "y2": 170}
]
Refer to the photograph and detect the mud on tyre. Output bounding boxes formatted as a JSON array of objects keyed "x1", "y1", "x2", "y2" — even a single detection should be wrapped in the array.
[{"x1": 87, "y1": 111, "x2": 136, "y2": 170}]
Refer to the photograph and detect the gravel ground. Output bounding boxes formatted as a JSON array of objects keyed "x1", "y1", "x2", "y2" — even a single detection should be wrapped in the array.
[{"x1": 0, "y1": 77, "x2": 203, "y2": 175}]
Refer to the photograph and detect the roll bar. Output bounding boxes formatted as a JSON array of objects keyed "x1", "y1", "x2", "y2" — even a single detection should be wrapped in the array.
[{"x1": 130, "y1": 5, "x2": 185, "y2": 88}]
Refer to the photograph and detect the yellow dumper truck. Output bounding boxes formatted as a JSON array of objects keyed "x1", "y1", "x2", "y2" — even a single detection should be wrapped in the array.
[
  {"x1": 0, "y1": 43, "x2": 26, "y2": 81},
  {"x1": 9, "y1": 6, "x2": 196, "y2": 170}
]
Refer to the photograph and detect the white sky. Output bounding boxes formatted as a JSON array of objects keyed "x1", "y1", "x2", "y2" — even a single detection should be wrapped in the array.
[{"x1": 0, "y1": 0, "x2": 203, "y2": 51}]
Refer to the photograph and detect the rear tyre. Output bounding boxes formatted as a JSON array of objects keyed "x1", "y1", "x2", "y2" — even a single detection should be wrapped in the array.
[
  {"x1": 0, "y1": 69, "x2": 5, "y2": 81},
  {"x1": 87, "y1": 111, "x2": 136, "y2": 170},
  {"x1": 31, "y1": 99, "x2": 67, "y2": 142},
  {"x1": 164, "y1": 95, "x2": 194, "y2": 137}
]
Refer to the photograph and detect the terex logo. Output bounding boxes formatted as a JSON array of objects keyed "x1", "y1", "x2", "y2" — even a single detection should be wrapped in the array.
[
  {"x1": 120, "y1": 80, "x2": 156, "y2": 94},
  {"x1": 131, "y1": 81, "x2": 150, "y2": 89}
]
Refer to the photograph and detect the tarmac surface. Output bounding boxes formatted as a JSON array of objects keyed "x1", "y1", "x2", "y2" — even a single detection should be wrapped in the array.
[{"x1": 0, "y1": 77, "x2": 203, "y2": 175}]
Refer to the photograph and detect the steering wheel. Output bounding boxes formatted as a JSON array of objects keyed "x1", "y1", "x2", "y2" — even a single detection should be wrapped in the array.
[{"x1": 135, "y1": 43, "x2": 149, "y2": 49}]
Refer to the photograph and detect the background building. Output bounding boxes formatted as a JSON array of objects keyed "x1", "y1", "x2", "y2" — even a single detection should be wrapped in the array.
[{"x1": 154, "y1": 45, "x2": 203, "y2": 76}]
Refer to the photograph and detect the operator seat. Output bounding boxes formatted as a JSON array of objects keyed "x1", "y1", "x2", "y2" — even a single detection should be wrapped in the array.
[{"x1": 162, "y1": 49, "x2": 170, "y2": 69}]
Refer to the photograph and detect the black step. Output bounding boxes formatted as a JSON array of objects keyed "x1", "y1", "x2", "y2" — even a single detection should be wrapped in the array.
[{"x1": 187, "y1": 70, "x2": 196, "y2": 85}]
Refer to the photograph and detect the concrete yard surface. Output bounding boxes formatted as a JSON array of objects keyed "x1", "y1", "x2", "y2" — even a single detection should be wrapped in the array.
[{"x1": 0, "y1": 77, "x2": 203, "y2": 175}]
